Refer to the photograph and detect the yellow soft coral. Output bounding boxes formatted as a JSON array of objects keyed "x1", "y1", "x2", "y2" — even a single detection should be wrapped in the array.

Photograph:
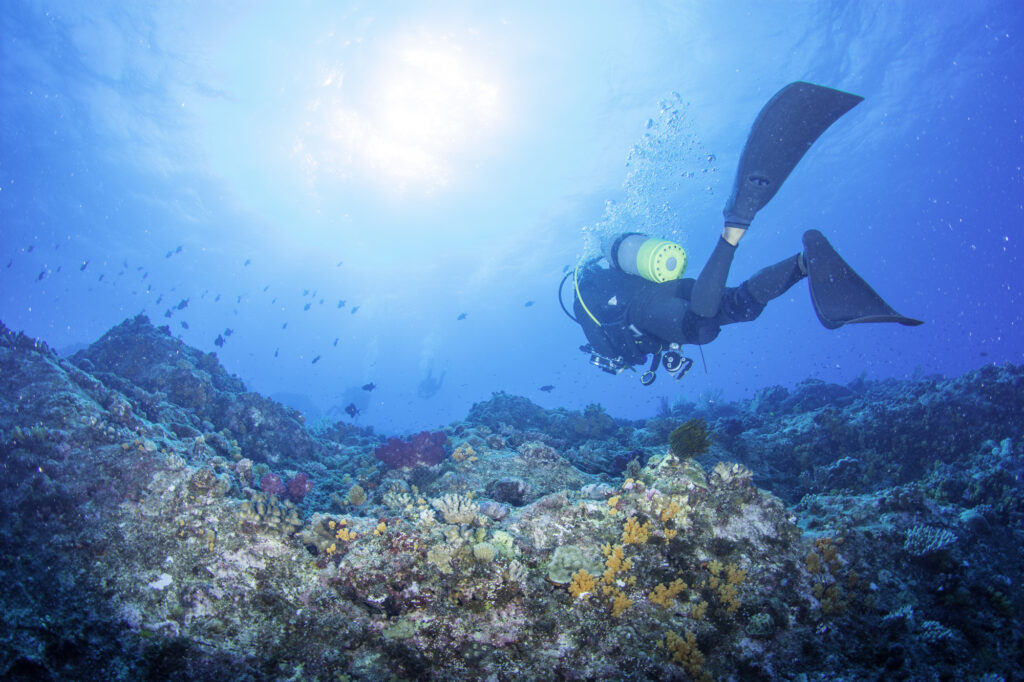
[
  {"x1": 621, "y1": 516, "x2": 650, "y2": 545},
  {"x1": 649, "y1": 578, "x2": 688, "y2": 608},
  {"x1": 610, "y1": 590, "x2": 634, "y2": 618},
  {"x1": 601, "y1": 544, "x2": 632, "y2": 584},
  {"x1": 569, "y1": 569, "x2": 597, "y2": 600},
  {"x1": 665, "y1": 630, "x2": 711, "y2": 682}
]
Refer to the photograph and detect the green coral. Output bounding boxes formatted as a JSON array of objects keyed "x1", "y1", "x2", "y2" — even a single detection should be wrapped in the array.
[{"x1": 669, "y1": 418, "x2": 713, "y2": 459}]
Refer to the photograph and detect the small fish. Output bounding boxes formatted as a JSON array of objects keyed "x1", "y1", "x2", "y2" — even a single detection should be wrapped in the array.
[
  {"x1": 236, "y1": 295, "x2": 242, "y2": 304},
  {"x1": 303, "y1": 289, "x2": 310, "y2": 296},
  {"x1": 303, "y1": 303, "x2": 311, "y2": 311},
  {"x1": 175, "y1": 245, "x2": 183, "y2": 254},
  {"x1": 457, "y1": 313, "x2": 467, "y2": 320},
  {"x1": 155, "y1": 295, "x2": 163, "y2": 304},
  {"x1": 336, "y1": 260, "x2": 343, "y2": 267},
  {"x1": 350, "y1": 306, "x2": 359, "y2": 314},
  {"x1": 181, "y1": 321, "x2": 190, "y2": 330},
  {"x1": 333, "y1": 338, "x2": 339, "y2": 347},
  {"x1": 244, "y1": 258, "x2": 251, "y2": 266},
  {"x1": 56, "y1": 265, "x2": 62, "y2": 273},
  {"x1": 27, "y1": 245, "x2": 35, "y2": 253},
  {"x1": 164, "y1": 309, "x2": 173, "y2": 318},
  {"x1": 263, "y1": 285, "x2": 269, "y2": 292},
  {"x1": 5, "y1": 259, "x2": 11, "y2": 268},
  {"x1": 524, "y1": 300, "x2": 535, "y2": 307},
  {"x1": 80, "y1": 261, "x2": 89, "y2": 271},
  {"x1": 214, "y1": 294, "x2": 221, "y2": 302},
  {"x1": 337, "y1": 299, "x2": 346, "y2": 308},
  {"x1": 539, "y1": 385, "x2": 555, "y2": 393},
  {"x1": 362, "y1": 382, "x2": 376, "y2": 392},
  {"x1": 318, "y1": 298, "x2": 324, "y2": 305},
  {"x1": 176, "y1": 298, "x2": 189, "y2": 310},
  {"x1": 282, "y1": 322, "x2": 288, "y2": 329},
  {"x1": 223, "y1": 328, "x2": 233, "y2": 337},
  {"x1": 312, "y1": 355, "x2": 321, "y2": 364},
  {"x1": 98, "y1": 274, "x2": 104, "y2": 281},
  {"x1": 345, "y1": 403, "x2": 360, "y2": 418},
  {"x1": 214, "y1": 334, "x2": 225, "y2": 348},
  {"x1": 274, "y1": 348, "x2": 279, "y2": 358},
  {"x1": 136, "y1": 266, "x2": 143, "y2": 271},
  {"x1": 165, "y1": 250, "x2": 173, "y2": 258},
  {"x1": 141, "y1": 271, "x2": 148, "y2": 279},
  {"x1": 37, "y1": 270, "x2": 46, "y2": 281}
]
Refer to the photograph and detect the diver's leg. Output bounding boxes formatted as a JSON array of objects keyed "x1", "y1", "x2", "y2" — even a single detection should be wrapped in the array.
[
  {"x1": 715, "y1": 253, "x2": 806, "y2": 325},
  {"x1": 689, "y1": 237, "x2": 737, "y2": 317},
  {"x1": 745, "y1": 253, "x2": 805, "y2": 305}
]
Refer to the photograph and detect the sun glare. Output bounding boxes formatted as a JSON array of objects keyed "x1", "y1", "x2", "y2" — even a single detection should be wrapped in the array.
[{"x1": 299, "y1": 32, "x2": 505, "y2": 196}]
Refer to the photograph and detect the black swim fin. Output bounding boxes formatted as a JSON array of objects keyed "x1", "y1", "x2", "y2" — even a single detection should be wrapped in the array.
[
  {"x1": 724, "y1": 82, "x2": 864, "y2": 228},
  {"x1": 803, "y1": 229, "x2": 923, "y2": 329}
]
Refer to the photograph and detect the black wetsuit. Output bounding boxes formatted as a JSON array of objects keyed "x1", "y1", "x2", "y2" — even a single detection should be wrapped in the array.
[{"x1": 574, "y1": 237, "x2": 805, "y2": 365}]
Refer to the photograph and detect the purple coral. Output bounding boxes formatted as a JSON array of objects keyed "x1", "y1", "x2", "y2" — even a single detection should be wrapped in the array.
[
  {"x1": 260, "y1": 472, "x2": 286, "y2": 496},
  {"x1": 374, "y1": 430, "x2": 448, "y2": 468},
  {"x1": 285, "y1": 472, "x2": 313, "y2": 503}
]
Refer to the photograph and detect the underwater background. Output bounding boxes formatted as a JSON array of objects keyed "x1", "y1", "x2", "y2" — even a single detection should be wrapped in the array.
[{"x1": 1, "y1": 1, "x2": 1023, "y2": 680}]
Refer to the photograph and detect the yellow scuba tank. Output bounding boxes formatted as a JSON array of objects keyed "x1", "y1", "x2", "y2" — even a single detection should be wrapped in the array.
[{"x1": 606, "y1": 233, "x2": 686, "y2": 283}]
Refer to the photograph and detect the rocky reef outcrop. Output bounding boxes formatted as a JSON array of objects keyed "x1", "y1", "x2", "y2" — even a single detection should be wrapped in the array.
[{"x1": 1, "y1": 316, "x2": 1021, "y2": 680}]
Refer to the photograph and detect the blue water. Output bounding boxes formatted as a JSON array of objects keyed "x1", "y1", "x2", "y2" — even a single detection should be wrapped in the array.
[{"x1": 1, "y1": 1, "x2": 1021, "y2": 434}]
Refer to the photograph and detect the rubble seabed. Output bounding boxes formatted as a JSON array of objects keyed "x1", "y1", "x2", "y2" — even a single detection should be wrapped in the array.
[{"x1": 1, "y1": 316, "x2": 1021, "y2": 680}]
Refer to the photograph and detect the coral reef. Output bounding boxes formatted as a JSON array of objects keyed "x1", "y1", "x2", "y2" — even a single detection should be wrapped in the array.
[{"x1": 1, "y1": 316, "x2": 1022, "y2": 680}]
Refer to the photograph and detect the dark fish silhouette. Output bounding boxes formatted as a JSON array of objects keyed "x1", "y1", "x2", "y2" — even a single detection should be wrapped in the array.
[
  {"x1": 175, "y1": 245, "x2": 182, "y2": 254},
  {"x1": 155, "y1": 295, "x2": 163, "y2": 304},
  {"x1": 37, "y1": 270, "x2": 46, "y2": 281},
  {"x1": 362, "y1": 382, "x2": 376, "y2": 392},
  {"x1": 56, "y1": 265, "x2": 62, "y2": 273},
  {"x1": 214, "y1": 294, "x2": 221, "y2": 302},
  {"x1": 524, "y1": 300, "x2": 535, "y2": 307},
  {"x1": 303, "y1": 303, "x2": 311, "y2": 311},
  {"x1": 350, "y1": 306, "x2": 359, "y2": 314},
  {"x1": 274, "y1": 348, "x2": 279, "y2": 358},
  {"x1": 337, "y1": 300, "x2": 345, "y2": 308},
  {"x1": 333, "y1": 338, "x2": 339, "y2": 347},
  {"x1": 80, "y1": 261, "x2": 88, "y2": 271},
  {"x1": 176, "y1": 298, "x2": 189, "y2": 310},
  {"x1": 223, "y1": 328, "x2": 233, "y2": 337},
  {"x1": 312, "y1": 355, "x2": 321, "y2": 364},
  {"x1": 244, "y1": 258, "x2": 251, "y2": 266},
  {"x1": 457, "y1": 313, "x2": 467, "y2": 320},
  {"x1": 27, "y1": 245, "x2": 35, "y2": 253},
  {"x1": 214, "y1": 334, "x2": 225, "y2": 348},
  {"x1": 165, "y1": 250, "x2": 173, "y2": 258},
  {"x1": 98, "y1": 274, "x2": 104, "y2": 281},
  {"x1": 141, "y1": 272, "x2": 148, "y2": 279},
  {"x1": 539, "y1": 385, "x2": 555, "y2": 392},
  {"x1": 345, "y1": 403, "x2": 360, "y2": 418},
  {"x1": 181, "y1": 321, "x2": 190, "y2": 330},
  {"x1": 5, "y1": 259, "x2": 11, "y2": 268}
]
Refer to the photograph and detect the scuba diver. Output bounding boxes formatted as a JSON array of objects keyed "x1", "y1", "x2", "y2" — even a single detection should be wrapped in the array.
[{"x1": 562, "y1": 82, "x2": 922, "y2": 385}]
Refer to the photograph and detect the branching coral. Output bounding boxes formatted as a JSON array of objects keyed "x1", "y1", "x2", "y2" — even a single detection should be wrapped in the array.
[{"x1": 431, "y1": 493, "x2": 479, "y2": 525}]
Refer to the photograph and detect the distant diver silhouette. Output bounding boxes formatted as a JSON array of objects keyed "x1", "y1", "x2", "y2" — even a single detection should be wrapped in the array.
[{"x1": 561, "y1": 82, "x2": 922, "y2": 386}]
